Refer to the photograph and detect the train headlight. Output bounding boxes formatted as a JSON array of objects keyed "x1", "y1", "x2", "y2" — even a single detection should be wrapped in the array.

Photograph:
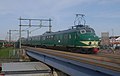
[{"x1": 89, "y1": 42, "x2": 91, "y2": 45}]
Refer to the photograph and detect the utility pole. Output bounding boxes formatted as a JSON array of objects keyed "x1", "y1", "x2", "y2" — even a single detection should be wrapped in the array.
[
  {"x1": 9, "y1": 30, "x2": 11, "y2": 42},
  {"x1": 9, "y1": 30, "x2": 18, "y2": 42},
  {"x1": 112, "y1": 29, "x2": 114, "y2": 37},
  {"x1": 8, "y1": 29, "x2": 28, "y2": 48},
  {"x1": 27, "y1": 30, "x2": 29, "y2": 38},
  {"x1": 19, "y1": 17, "x2": 52, "y2": 49},
  {"x1": 19, "y1": 17, "x2": 22, "y2": 49},
  {"x1": 49, "y1": 18, "x2": 52, "y2": 32}
]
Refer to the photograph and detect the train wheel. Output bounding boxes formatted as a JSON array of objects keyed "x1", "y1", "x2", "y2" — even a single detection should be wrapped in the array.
[
  {"x1": 88, "y1": 48, "x2": 93, "y2": 54},
  {"x1": 79, "y1": 48, "x2": 87, "y2": 54},
  {"x1": 67, "y1": 48, "x2": 73, "y2": 52},
  {"x1": 83, "y1": 49, "x2": 88, "y2": 54},
  {"x1": 81, "y1": 48, "x2": 93, "y2": 54}
]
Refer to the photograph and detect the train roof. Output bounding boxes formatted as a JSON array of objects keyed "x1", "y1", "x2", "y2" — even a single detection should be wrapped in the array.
[
  {"x1": 42, "y1": 28, "x2": 76, "y2": 36},
  {"x1": 42, "y1": 25, "x2": 93, "y2": 36},
  {"x1": 28, "y1": 25, "x2": 94, "y2": 38}
]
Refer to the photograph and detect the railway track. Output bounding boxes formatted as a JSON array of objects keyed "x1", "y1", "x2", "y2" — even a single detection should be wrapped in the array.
[
  {"x1": 95, "y1": 53, "x2": 120, "y2": 59},
  {"x1": 24, "y1": 46, "x2": 120, "y2": 72}
]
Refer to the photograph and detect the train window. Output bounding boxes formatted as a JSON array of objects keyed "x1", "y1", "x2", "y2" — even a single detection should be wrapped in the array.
[
  {"x1": 28, "y1": 38, "x2": 30, "y2": 41},
  {"x1": 37, "y1": 37, "x2": 39, "y2": 40},
  {"x1": 49, "y1": 36, "x2": 50, "y2": 39},
  {"x1": 69, "y1": 34, "x2": 71, "y2": 39},
  {"x1": 35, "y1": 37, "x2": 38, "y2": 40},
  {"x1": 60, "y1": 35, "x2": 62, "y2": 39},
  {"x1": 35, "y1": 37, "x2": 36, "y2": 40},
  {"x1": 39, "y1": 36, "x2": 41, "y2": 40},
  {"x1": 86, "y1": 28, "x2": 92, "y2": 33},
  {"x1": 51, "y1": 36, "x2": 52, "y2": 38},
  {"x1": 56, "y1": 35, "x2": 58, "y2": 40},
  {"x1": 75, "y1": 34, "x2": 76, "y2": 39},
  {"x1": 64, "y1": 34, "x2": 68, "y2": 39},
  {"x1": 53, "y1": 35, "x2": 55, "y2": 40},
  {"x1": 43, "y1": 36, "x2": 45, "y2": 40},
  {"x1": 85, "y1": 28, "x2": 95, "y2": 33}
]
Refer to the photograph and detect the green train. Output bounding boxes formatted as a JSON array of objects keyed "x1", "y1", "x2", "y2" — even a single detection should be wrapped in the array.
[
  {"x1": 21, "y1": 25, "x2": 99, "y2": 54},
  {"x1": 21, "y1": 15, "x2": 100, "y2": 54}
]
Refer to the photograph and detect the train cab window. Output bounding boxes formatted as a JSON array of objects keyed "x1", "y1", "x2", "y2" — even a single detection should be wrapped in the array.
[{"x1": 86, "y1": 28, "x2": 94, "y2": 33}]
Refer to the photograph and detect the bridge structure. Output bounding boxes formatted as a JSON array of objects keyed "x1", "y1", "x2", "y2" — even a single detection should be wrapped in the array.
[{"x1": 23, "y1": 47, "x2": 120, "y2": 76}]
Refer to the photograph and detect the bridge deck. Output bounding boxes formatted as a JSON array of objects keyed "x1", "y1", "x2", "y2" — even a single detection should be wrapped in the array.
[{"x1": 24, "y1": 47, "x2": 120, "y2": 76}]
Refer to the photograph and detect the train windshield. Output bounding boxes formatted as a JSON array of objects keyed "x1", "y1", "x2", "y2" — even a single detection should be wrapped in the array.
[
  {"x1": 86, "y1": 28, "x2": 95, "y2": 33},
  {"x1": 79, "y1": 28, "x2": 95, "y2": 34},
  {"x1": 74, "y1": 25, "x2": 95, "y2": 34}
]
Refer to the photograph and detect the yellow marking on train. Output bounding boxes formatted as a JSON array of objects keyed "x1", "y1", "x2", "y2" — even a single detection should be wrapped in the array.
[{"x1": 80, "y1": 41, "x2": 99, "y2": 46}]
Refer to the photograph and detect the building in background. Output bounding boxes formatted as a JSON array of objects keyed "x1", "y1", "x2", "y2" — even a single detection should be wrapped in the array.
[
  {"x1": 110, "y1": 36, "x2": 120, "y2": 49},
  {"x1": 101, "y1": 32, "x2": 110, "y2": 46},
  {"x1": 100, "y1": 32, "x2": 120, "y2": 49}
]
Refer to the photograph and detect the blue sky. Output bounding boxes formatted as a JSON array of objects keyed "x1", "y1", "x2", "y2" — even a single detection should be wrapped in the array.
[{"x1": 0, "y1": 0, "x2": 120, "y2": 40}]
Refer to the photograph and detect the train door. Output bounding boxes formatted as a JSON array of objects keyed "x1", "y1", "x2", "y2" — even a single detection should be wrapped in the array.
[
  {"x1": 63, "y1": 34, "x2": 68, "y2": 46},
  {"x1": 68, "y1": 32, "x2": 76, "y2": 47}
]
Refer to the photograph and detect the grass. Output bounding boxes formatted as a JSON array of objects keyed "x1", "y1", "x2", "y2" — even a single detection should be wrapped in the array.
[{"x1": 0, "y1": 47, "x2": 14, "y2": 58}]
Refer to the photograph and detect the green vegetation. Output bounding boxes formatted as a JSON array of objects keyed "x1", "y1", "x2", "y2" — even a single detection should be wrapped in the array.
[{"x1": 0, "y1": 47, "x2": 14, "y2": 58}]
